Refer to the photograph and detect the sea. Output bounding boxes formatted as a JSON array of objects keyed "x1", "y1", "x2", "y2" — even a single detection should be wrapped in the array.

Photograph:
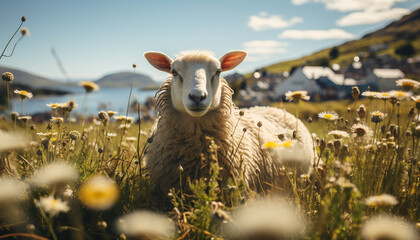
[{"x1": 10, "y1": 87, "x2": 157, "y2": 117}]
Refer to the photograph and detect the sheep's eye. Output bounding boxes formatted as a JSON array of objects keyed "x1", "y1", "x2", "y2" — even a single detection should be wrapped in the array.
[
  {"x1": 171, "y1": 69, "x2": 178, "y2": 77},
  {"x1": 215, "y1": 68, "x2": 222, "y2": 76}
]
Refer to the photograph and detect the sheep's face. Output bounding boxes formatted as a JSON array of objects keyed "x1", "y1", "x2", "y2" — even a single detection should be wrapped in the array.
[{"x1": 144, "y1": 50, "x2": 247, "y2": 117}]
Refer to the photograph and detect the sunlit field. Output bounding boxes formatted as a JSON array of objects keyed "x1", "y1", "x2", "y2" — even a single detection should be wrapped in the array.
[{"x1": 1, "y1": 15, "x2": 420, "y2": 240}]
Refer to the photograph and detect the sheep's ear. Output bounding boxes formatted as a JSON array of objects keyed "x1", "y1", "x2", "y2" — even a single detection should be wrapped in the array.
[
  {"x1": 219, "y1": 51, "x2": 247, "y2": 72},
  {"x1": 144, "y1": 52, "x2": 173, "y2": 73}
]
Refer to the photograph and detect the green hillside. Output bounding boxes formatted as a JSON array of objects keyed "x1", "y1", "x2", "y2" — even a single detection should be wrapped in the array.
[{"x1": 262, "y1": 8, "x2": 420, "y2": 75}]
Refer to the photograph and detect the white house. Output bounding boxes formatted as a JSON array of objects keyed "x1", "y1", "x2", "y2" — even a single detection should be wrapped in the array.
[
  {"x1": 275, "y1": 66, "x2": 358, "y2": 100},
  {"x1": 365, "y1": 68, "x2": 404, "y2": 92}
]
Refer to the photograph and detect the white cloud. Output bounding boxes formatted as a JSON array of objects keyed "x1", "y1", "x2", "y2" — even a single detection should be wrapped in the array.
[
  {"x1": 336, "y1": 8, "x2": 410, "y2": 26},
  {"x1": 304, "y1": 0, "x2": 406, "y2": 12},
  {"x1": 242, "y1": 40, "x2": 289, "y2": 62},
  {"x1": 292, "y1": 0, "x2": 310, "y2": 5},
  {"x1": 248, "y1": 13, "x2": 303, "y2": 31},
  {"x1": 278, "y1": 29, "x2": 355, "y2": 40}
]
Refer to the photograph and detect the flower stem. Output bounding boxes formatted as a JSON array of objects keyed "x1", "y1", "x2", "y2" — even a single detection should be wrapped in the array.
[
  {"x1": 6, "y1": 82, "x2": 11, "y2": 119},
  {"x1": 0, "y1": 20, "x2": 24, "y2": 60}
]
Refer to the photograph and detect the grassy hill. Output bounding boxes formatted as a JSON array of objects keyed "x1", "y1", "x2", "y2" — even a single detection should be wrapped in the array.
[
  {"x1": 95, "y1": 71, "x2": 159, "y2": 89},
  {"x1": 0, "y1": 66, "x2": 68, "y2": 89},
  {"x1": 261, "y1": 8, "x2": 420, "y2": 75}
]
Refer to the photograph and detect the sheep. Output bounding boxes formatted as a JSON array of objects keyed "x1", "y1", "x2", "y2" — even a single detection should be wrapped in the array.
[{"x1": 144, "y1": 50, "x2": 314, "y2": 195}]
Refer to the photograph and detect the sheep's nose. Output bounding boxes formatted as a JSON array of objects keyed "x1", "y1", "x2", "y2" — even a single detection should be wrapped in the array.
[{"x1": 188, "y1": 93, "x2": 207, "y2": 104}]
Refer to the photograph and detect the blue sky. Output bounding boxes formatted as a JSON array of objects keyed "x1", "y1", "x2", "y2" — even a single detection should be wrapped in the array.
[{"x1": 0, "y1": 0, "x2": 419, "y2": 82}]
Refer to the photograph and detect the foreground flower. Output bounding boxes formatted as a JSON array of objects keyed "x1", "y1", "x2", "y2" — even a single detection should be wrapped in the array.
[
  {"x1": 318, "y1": 111, "x2": 339, "y2": 121},
  {"x1": 396, "y1": 78, "x2": 420, "y2": 90},
  {"x1": 351, "y1": 124, "x2": 372, "y2": 137},
  {"x1": 376, "y1": 92, "x2": 390, "y2": 100},
  {"x1": 31, "y1": 162, "x2": 79, "y2": 187},
  {"x1": 388, "y1": 90, "x2": 412, "y2": 101},
  {"x1": 327, "y1": 130, "x2": 350, "y2": 139},
  {"x1": 361, "y1": 91, "x2": 379, "y2": 99},
  {"x1": 114, "y1": 116, "x2": 134, "y2": 124},
  {"x1": 365, "y1": 194, "x2": 398, "y2": 207},
  {"x1": 36, "y1": 195, "x2": 69, "y2": 217},
  {"x1": 1, "y1": 72, "x2": 14, "y2": 83},
  {"x1": 370, "y1": 111, "x2": 386, "y2": 123},
  {"x1": 107, "y1": 110, "x2": 118, "y2": 118},
  {"x1": 227, "y1": 198, "x2": 305, "y2": 239},
  {"x1": 285, "y1": 90, "x2": 310, "y2": 102},
  {"x1": 361, "y1": 215, "x2": 417, "y2": 240},
  {"x1": 14, "y1": 89, "x2": 33, "y2": 99},
  {"x1": 410, "y1": 95, "x2": 420, "y2": 110},
  {"x1": 0, "y1": 176, "x2": 28, "y2": 202},
  {"x1": 117, "y1": 211, "x2": 175, "y2": 239},
  {"x1": 266, "y1": 141, "x2": 312, "y2": 173},
  {"x1": 78, "y1": 175, "x2": 120, "y2": 210},
  {"x1": 78, "y1": 81, "x2": 99, "y2": 93},
  {"x1": 0, "y1": 131, "x2": 26, "y2": 152}
]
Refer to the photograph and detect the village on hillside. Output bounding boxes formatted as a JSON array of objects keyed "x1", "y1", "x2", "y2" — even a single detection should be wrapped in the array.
[{"x1": 227, "y1": 45, "x2": 420, "y2": 107}]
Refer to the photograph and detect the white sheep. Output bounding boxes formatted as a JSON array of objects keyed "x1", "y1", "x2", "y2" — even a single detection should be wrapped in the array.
[{"x1": 144, "y1": 50, "x2": 314, "y2": 195}]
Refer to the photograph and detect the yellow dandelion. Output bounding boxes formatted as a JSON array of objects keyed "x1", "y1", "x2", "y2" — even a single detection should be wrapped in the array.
[
  {"x1": 285, "y1": 90, "x2": 310, "y2": 102},
  {"x1": 14, "y1": 89, "x2": 33, "y2": 99},
  {"x1": 78, "y1": 81, "x2": 99, "y2": 93},
  {"x1": 78, "y1": 175, "x2": 120, "y2": 210},
  {"x1": 318, "y1": 111, "x2": 338, "y2": 121}
]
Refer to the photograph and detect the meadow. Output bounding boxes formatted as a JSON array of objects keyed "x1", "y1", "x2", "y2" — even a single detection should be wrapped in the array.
[{"x1": 0, "y1": 16, "x2": 419, "y2": 240}]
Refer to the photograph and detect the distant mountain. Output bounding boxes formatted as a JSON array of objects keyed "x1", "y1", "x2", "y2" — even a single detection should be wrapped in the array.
[
  {"x1": 0, "y1": 66, "x2": 68, "y2": 89},
  {"x1": 95, "y1": 72, "x2": 159, "y2": 89},
  {"x1": 260, "y1": 8, "x2": 420, "y2": 74}
]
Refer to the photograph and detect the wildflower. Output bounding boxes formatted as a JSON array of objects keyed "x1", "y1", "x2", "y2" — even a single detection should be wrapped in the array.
[
  {"x1": 351, "y1": 124, "x2": 371, "y2": 137},
  {"x1": 0, "y1": 176, "x2": 28, "y2": 202},
  {"x1": 318, "y1": 111, "x2": 339, "y2": 121},
  {"x1": 51, "y1": 117, "x2": 64, "y2": 125},
  {"x1": 285, "y1": 90, "x2": 310, "y2": 102},
  {"x1": 410, "y1": 95, "x2": 420, "y2": 110},
  {"x1": 396, "y1": 78, "x2": 420, "y2": 90},
  {"x1": 36, "y1": 195, "x2": 69, "y2": 217},
  {"x1": 36, "y1": 132, "x2": 57, "y2": 138},
  {"x1": 376, "y1": 92, "x2": 390, "y2": 100},
  {"x1": 69, "y1": 130, "x2": 81, "y2": 141},
  {"x1": 117, "y1": 211, "x2": 175, "y2": 239},
  {"x1": 352, "y1": 86, "x2": 360, "y2": 100},
  {"x1": 31, "y1": 162, "x2": 79, "y2": 187},
  {"x1": 21, "y1": 16, "x2": 26, "y2": 22},
  {"x1": 388, "y1": 90, "x2": 412, "y2": 101},
  {"x1": 98, "y1": 111, "x2": 109, "y2": 124},
  {"x1": 78, "y1": 81, "x2": 99, "y2": 93},
  {"x1": 1, "y1": 72, "x2": 14, "y2": 82},
  {"x1": 227, "y1": 198, "x2": 305, "y2": 239},
  {"x1": 365, "y1": 194, "x2": 398, "y2": 207},
  {"x1": 14, "y1": 89, "x2": 33, "y2": 99},
  {"x1": 107, "y1": 110, "x2": 118, "y2": 118},
  {"x1": 0, "y1": 131, "x2": 26, "y2": 152},
  {"x1": 125, "y1": 137, "x2": 137, "y2": 142},
  {"x1": 361, "y1": 215, "x2": 417, "y2": 240},
  {"x1": 371, "y1": 111, "x2": 386, "y2": 123},
  {"x1": 362, "y1": 91, "x2": 379, "y2": 99},
  {"x1": 357, "y1": 104, "x2": 366, "y2": 119},
  {"x1": 107, "y1": 133, "x2": 117, "y2": 138},
  {"x1": 20, "y1": 27, "x2": 30, "y2": 36},
  {"x1": 114, "y1": 116, "x2": 134, "y2": 124},
  {"x1": 78, "y1": 175, "x2": 120, "y2": 210},
  {"x1": 334, "y1": 177, "x2": 357, "y2": 190},
  {"x1": 118, "y1": 124, "x2": 131, "y2": 130},
  {"x1": 18, "y1": 115, "x2": 31, "y2": 123},
  {"x1": 327, "y1": 130, "x2": 350, "y2": 139}
]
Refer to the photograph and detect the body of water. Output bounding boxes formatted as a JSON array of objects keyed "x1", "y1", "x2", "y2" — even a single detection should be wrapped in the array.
[{"x1": 11, "y1": 87, "x2": 157, "y2": 117}]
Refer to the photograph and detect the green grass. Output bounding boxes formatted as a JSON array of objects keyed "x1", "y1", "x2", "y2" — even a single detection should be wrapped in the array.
[{"x1": 0, "y1": 88, "x2": 419, "y2": 239}]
